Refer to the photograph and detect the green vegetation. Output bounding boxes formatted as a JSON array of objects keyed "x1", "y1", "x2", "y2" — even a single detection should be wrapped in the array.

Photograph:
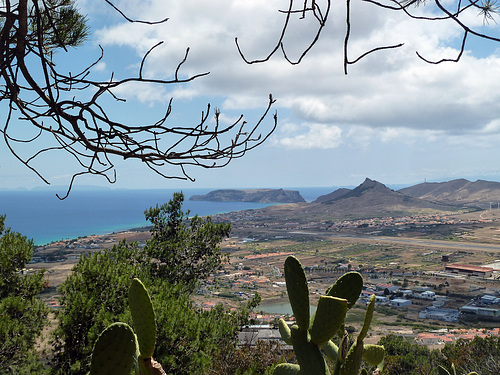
[
  {"x1": 258, "y1": 240, "x2": 333, "y2": 256},
  {"x1": 341, "y1": 244, "x2": 377, "y2": 257},
  {"x1": 88, "y1": 277, "x2": 268, "y2": 374},
  {"x1": 380, "y1": 334, "x2": 498, "y2": 375},
  {"x1": 441, "y1": 336, "x2": 500, "y2": 374},
  {"x1": 380, "y1": 334, "x2": 446, "y2": 375},
  {"x1": 51, "y1": 240, "x2": 146, "y2": 373},
  {"x1": 51, "y1": 193, "x2": 249, "y2": 374},
  {"x1": 144, "y1": 192, "x2": 231, "y2": 287},
  {"x1": 0, "y1": 215, "x2": 49, "y2": 373}
]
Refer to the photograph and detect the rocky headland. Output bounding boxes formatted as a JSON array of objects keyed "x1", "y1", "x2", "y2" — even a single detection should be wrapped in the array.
[{"x1": 189, "y1": 188, "x2": 305, "y2": 203}]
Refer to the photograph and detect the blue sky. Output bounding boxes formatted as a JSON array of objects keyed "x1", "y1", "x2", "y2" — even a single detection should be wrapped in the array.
[{"x1": 3, "y1": 0, "x2": 500, "y2": 191}]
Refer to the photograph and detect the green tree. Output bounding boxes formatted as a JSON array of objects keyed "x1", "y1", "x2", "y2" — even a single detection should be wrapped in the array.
[
  {"x1": 441, "y1": 336, "x2": 500, "y2": 374},
  {"x1": 51, "y1": 244, "x2": 243, "y2": 375},
  {"x1": 379, "y1": 334, "x2": 446, "y2": 375},
  {"x1": 144, "y1": 192, "x2": 231, "y2": 287},
  {"x1": 152, "y1": 285, "x2": 243, "y2": 374},
  {"x1": 0, "y1": 215, "x2": 49, "y2": 374},
  {"x1": 52, "y1": 194, "x2": 245, "y2": 374},
  {"x1": 51, "y1": 241, "x2": 146, "y2": 374}
]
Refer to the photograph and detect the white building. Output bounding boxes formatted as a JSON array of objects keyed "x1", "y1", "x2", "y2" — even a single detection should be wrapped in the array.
[
  {"x1": 481, "y1": 295, "x2": 500, "y2": 305},
  {"x1": 419, "y1": 291, "x2": 436, "y2": 300}
]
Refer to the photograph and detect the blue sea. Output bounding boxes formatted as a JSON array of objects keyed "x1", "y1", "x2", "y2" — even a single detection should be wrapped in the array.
[{"x1": 0, "y1": 187, "x2": 332, "y2": 246}]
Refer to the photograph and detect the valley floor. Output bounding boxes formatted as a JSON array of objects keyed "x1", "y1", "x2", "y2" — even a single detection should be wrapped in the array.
[{"x1": 31, "y1": 210, "x2": 500, "y2": 349}]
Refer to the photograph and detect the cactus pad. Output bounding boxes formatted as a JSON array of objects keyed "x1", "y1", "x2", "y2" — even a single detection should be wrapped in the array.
[
  {"x1": 129, "y1": 278, "x2": 156, "y2": 359},
  {"x1": 358, "y1": 294, "x2": 375, "y2": 341},
  {"x1": 89, "y1": 322, "x2": 138, "y2": 375},
  {"x1": 363, "y1": 344, "x2": 385, "y2": 366},
  {"x1": 273, "y1": 257, "x2": 385, "y2": 375},
  {"x1": 284, "y1": 256, "x2": 310, "y2": 331},
  {"x1": 340, "y1": 340, "x2": 364, "y2": 375},
  {"x1": 274, "y1": 363, "x2": 301, "y2": 375},
  {"x1": 309, "y1": 296, "x2": 348, "y2": 345},
  {"x1": 321, "y1": 340, "x2": 339, "y2": 362},
  {"x1": 325, "y1": 272, "x2": 363, "y2": 309},
  {"x1": 278, "y1": 318, "x2": 292, "y2": 345},
  {"x1": 291, "y1": 325, "x2": 330, "y2": 375}
]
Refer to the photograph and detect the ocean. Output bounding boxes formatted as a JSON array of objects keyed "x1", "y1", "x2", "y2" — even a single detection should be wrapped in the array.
[{"x1": 0, "y1": 187, "x2": 332, "y2": 246}]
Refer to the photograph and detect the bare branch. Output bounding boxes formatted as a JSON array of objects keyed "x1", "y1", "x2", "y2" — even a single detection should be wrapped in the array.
[
  {"x1": 344, "y1": 0, "x2": 404, "y2": 74},
  {"x1": 236, "y1": 0, "x2": 500, "y2": 69},
  {"x1": 104, "y1": 0, "x2": 169, "y2": 25},
  {"x1": 235, "y1": 0, "x2": 331, "y2": 65},
  {"x1": 1, "y1": 0, "x2": 276, "y2": 198}
]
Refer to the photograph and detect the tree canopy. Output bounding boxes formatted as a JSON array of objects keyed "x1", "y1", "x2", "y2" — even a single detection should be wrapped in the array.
[
  {"x1": 0, "y1": 215, "x2": 49, "y2": 374},
  {"x1": 144, "y1": 192, "x2": 231, "y2": 286}
]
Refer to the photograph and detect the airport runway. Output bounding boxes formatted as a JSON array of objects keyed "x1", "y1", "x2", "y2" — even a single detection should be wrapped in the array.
[{"x1": 288, "y1": 231, "x2": 500, "y2": 253}]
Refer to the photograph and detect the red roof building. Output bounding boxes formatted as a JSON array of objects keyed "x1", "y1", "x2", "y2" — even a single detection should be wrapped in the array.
[{"x1": 445, "y1": 264, "x2": 493, "y2": 278}]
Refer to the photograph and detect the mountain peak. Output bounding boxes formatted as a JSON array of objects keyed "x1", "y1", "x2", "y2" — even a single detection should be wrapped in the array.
[
  {"x1": 360, "y1": 177, "x2": 386, "y2": 188},
  {"x1": 316, "y1": 178, "x2": 395, "y2": 204},
  {"x1": 351, "y1": 178, "x2": 392, "y2": 196}
]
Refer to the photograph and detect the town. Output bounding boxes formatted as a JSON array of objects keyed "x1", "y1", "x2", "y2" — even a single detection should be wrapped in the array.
[{"x1": 29, "y1": 210, "x2": 500, "y2": 350}]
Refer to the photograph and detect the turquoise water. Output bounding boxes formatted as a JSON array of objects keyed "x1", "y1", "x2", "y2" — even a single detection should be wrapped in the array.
[{"x1": 0, "y1": 187, "x2": 332, "y2": 245}]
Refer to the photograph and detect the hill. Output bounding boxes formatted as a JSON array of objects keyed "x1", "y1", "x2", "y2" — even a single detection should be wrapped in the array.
[
  {"x1": 312, "y1": 178, "x2": 459, "y2": 217},
  {"x1": 248, "y1": 178, "x2": 461, "y2": 222},
  {"x1": 189, "y1": 188, "x2": 305, "y2": 203},
  {"x1": 399, "y1": 179, "x2": 500, "y2": 209}
]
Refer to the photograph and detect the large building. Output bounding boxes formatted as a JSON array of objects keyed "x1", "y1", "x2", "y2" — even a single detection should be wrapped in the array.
[
  {"x1": 419, "y1": 307, "x2": 459, "y2": 322},
  {"x1": 460, "y1": 305, "x2": 500, "y2": 319},
  {"x1": 444, "y1": 263, "x2": 493, "y2": 278}
]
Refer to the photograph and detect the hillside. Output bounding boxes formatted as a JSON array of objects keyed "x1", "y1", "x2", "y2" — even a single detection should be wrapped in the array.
[
  {"x1": 247, "y1": 178, "x2": 461, "y2": 222},
  {"x1": 189, "y1": 188, "x2": 305, "y2": 203},
  {"x1": 312, "y1": 178, "x2": 459, "y2": 216},
  {"x1": 399, "y1": 179, "x2": 500, "y2": 209},
  {"x1": 313, "y1": 188, "x2": 351, "y2": 203}
]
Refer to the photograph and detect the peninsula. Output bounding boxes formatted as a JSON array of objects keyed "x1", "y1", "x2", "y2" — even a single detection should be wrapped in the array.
[{"x1": 189, "y1": 188, "x2": 305, "y2": 203}]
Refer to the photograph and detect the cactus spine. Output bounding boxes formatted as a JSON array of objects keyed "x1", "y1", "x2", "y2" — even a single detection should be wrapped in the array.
[{"x1": 274, "y1": 256, "x2": 385, "y2": 375}]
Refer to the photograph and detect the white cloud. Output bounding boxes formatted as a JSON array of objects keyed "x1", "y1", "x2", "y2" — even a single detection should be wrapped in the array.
[
  {"x1": 90, "y1": 0, "x2": 500, "y2": 149},
  {"x1": 273, "y1": 123, "x2": 342, "y2": 149},
  {"x1": 93, "y1": 62, "x2": 107, "y2": 72}
]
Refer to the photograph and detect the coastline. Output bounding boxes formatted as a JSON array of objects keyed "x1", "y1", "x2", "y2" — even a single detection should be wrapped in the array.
[{"x1": 1, "y1": 187, "x2": 333, "y2": 246}]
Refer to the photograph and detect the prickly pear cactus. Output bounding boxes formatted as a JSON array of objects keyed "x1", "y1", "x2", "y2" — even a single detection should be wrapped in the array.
[
  {"x1": 274, "y1": 256, "x2": 384, "y2": 375},
  {"x1": 89, "y1": 322, "x2": 139, "y2": 375},
  {"x1": 129, "y1": 278, "x2": 156, "y2": 359},
  {"x1": 90, "y1": 278, "x2": 163, "y2": 375}
]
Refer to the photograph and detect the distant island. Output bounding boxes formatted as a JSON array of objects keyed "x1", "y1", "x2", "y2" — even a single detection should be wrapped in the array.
[{"x1": 189, "y1": 188, "x2": 305, "y2": 203}]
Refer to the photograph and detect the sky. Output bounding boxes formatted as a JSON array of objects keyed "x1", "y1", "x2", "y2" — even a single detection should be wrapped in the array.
[{"x1": 3, "y1": 0, "x2": 500, "y2": 191}]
